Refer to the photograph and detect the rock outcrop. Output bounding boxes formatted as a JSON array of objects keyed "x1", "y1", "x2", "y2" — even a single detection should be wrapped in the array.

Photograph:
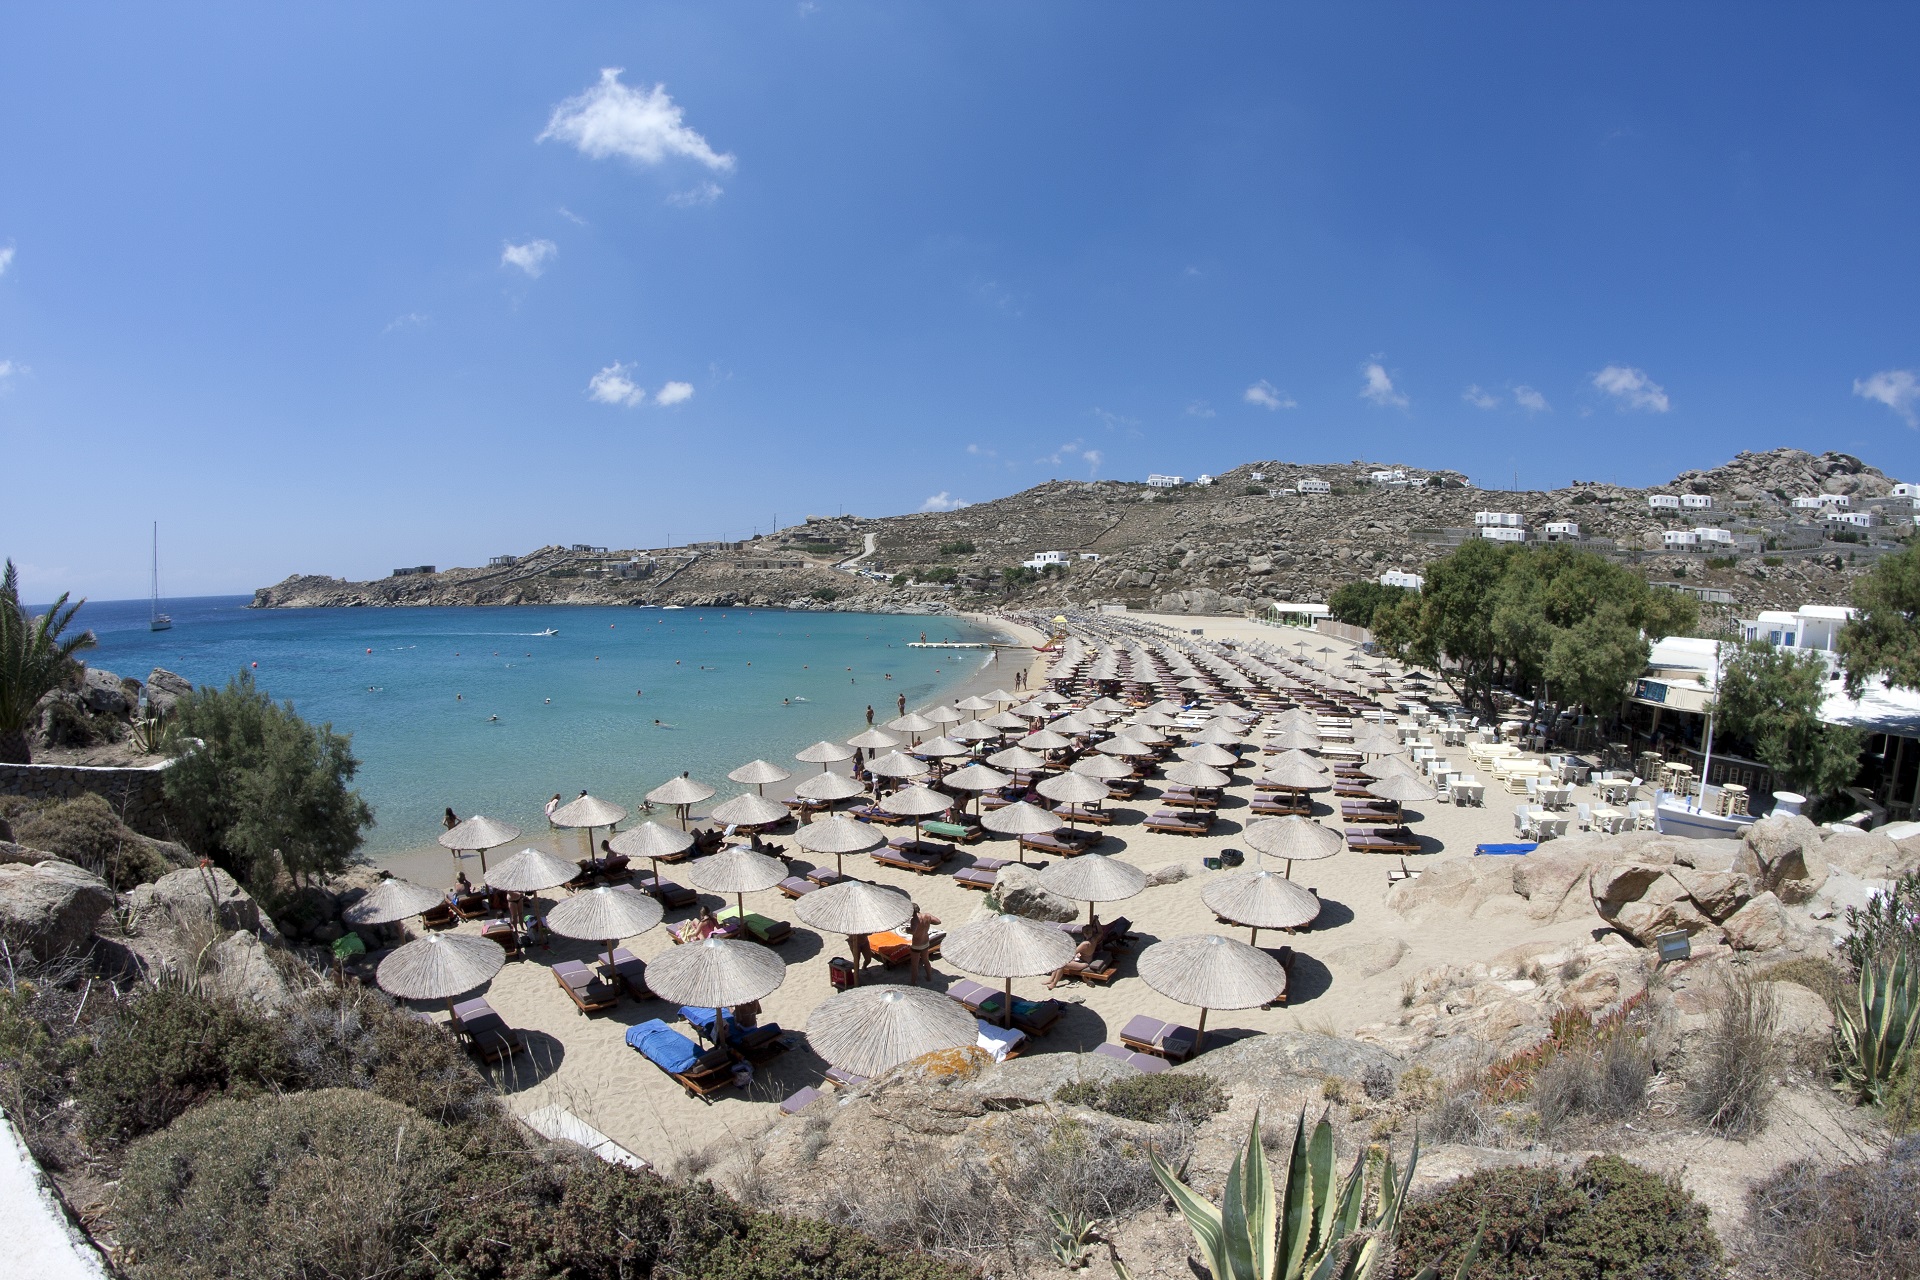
[
  {"x1": 0, "y1": 860, "x2": 114, "y2": 959},
  {"x1": 990, "y1": 864, "x2": 1079, "y2": 923}
]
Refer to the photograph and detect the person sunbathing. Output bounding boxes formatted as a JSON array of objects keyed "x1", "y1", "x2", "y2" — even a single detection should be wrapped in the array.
[
  {"x1": 1046, "y1": 936, "x2": 1100, "y2": 989},
  {"x1": 675, "y1": 908, "x2": 726, "y2": 943}
]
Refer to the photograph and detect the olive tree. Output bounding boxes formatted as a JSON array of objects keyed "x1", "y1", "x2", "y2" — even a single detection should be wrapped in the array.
[
  {"x1": 1714, "y1": 640, "x2": 1862, "y2": 799},
  {"x1": 1838, "y1": 541, "x2": 1920, "y2": 695}
]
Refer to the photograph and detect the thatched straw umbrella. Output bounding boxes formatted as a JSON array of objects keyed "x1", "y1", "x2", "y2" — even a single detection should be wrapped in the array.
[
  {"x1": 879, "y1": 783, "x2": 954, "y2": 843},
  {"x1": 551, "y1": 793, "x2": 629, "y2": 861},
  {"x1": 1264, "y1": 728, "x2": 1322, "y2": 752},
  {"x1": 806, "y1": 986, "x2": 977, "y2": 1079},
  {"x1": 1095, "y1": 735, "x2": 1155, "y2": 758},
  {"x1": 847, "y1": 727, "x2": 902, "y2": 751},
  {"x1": 1202, "y1": 869, "x2": 1320, "y2": 946},
  {"x1": 865, "y1": 750, "x2": 929, "y2": 786},
  {"x1": 956, "y1": 695, "x2": 997, "y2": 713},
  {"x1": 943, "y1": 762, "x2": 1011, "y2": 815},
  {"x1": 924, "y1": 705, "x2": 965, "y2": 726},
  {"x1": 1360, "y1": 755, "x2": 1423, "y2": 781},
  {"x1": 708, "y1": 792, "x2": 790, "y2": 829},
  {"x1": 1039, "y1": 854, "x2": 1146, "y2": 924},
  {"x1": 1036, "y1": 770, "x2": 1109, "y2": 829},
  {"x1": 886, "y1": 712, "x2": 936, "y2": 744},
  {"x1": 1138, "y1": 933, "x2": 1287, "y2": 1052},
  {"x1": 1349, "y1": 728, "x2": 1403, "y2": 757},
  {"x1": 546, "y1": 884, "x2": 664, "y2": 969},
  {"x1": 1261, "y1": 757, "x2": 1334, "y2": 795},
  {"x1": 981, "y1": 711, "x2": 1028, "y2": 732},
  {"x1": 1070, "y1": 754, "x2": 1135, "y2": 781},
  {"x1": 342, "y1": 878, "x2": 444, "y2": 928},
  {"x1": 1019, "y1": 729, "x2": 1073, "y2": 752},
  {"x1": 942, "y1": 914, "x2": 1077, "y2": 1028},
  {"x1": 645, "y1": 936, "x2": 786, "y2": 1047},
  {"x1": 794, "y1": 814, "x2": 883, "y2": 877},
  {"x1": 609, "y1": 821, "x2": 695, "y2": 892},
  {"x1": 1161, "y1": 761, "x2": 1231, "y2": 793},
  {"x1": 1177, "y1": 742, "x2": 1240, "y2": 768},
  {"x1": 795, "y1": 770, "x2": 866, "y2": 807},
  {"x1": 796, "y1": 740, "x2": 855, "y2": 772},
  {"x1": 794, "y1": 880, "x2": 912, "y2": 937},
  {"x1": 985, "y1": 745, "x2": 1047, "y2": 772},
  {"x1": 1366, "y1": 773, "x2": 1436, "y2": 807},
  {"x1": 1242, "y1": 816, "x2": 1343, "y2": 877},
  {"x1": 687, "y1": 845, "x2": 787, "y2": 919},
  {"x1": 646, "y1": 775, "x2": 716, "y2": 830},
  {"x1": 438, "y1": 815, "x2": 521, "y2": 874},
  {"x1": 1191, "y1": 724, "x2": 1245, "y2": 747},
  {"x1": 980, "y1": 801, "x2": 1062, "y2": 864},
  {"x1": 485, "y1": 847, "x2": 578, "y2": 893},
  {"x1": 376, "y1": 933, "x2": 505, "y2": 1014},
  {"x1": 949, "y1": 720, "x2": 1000, "y2": 743},
  {"x1": 728, "y1": 759, "x2": 793, "y2": 795}
]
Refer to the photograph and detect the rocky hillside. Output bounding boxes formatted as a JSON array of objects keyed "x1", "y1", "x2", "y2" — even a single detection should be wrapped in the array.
[{"x1": 252, "y1": 448, "x2": 1911, "y2": 615}]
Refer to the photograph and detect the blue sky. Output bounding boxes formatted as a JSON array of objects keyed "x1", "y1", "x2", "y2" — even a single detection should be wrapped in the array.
[{"x1": 3, "y1": 4, "x2": 1917, "y2": 600}]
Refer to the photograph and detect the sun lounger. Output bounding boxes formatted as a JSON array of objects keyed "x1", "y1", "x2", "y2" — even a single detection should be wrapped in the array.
[
  {"x1": 451, "y1": 891, "x2": 495, "y2": 921},
  {"x1": 848, "y1": 805, "x2": 909, "y2": 826},
  {"x1": 678, "y1": 1006, "x2": 788, "y2": 1061},
  {"x1": 871, "y1": 929, "x2": 942, "y2": 966},
  {"x1": 1091, "y1": 1041, "x2": 1171, "y2": 1074},
  {"x1": 1156, "y1": 788, "x2": 1221, "y2": 810},
  {"x1": 777, "y1": 875, "x2": 818, "y2": 899},
  {"x1": 1346, "y1": 833, "x2": 1421, "y2": 854},
  {"x1": 825, "y1": 1065, "x2": 869, "y2": 1088},
  {"x1": 1053, "y1": 803, "x2": 1115, "y2": 826},
  {"x1": 1118, "y1": 1014, "x2": 1198, "y2": 1063},
  {"x1": 635, "y1": 875, "x2": 698, "y2": 908},
  {"x1": 1019, "y1": 830, "x2": 1093, "y2": 857},
  {"x1": 783, "y1": 795, "x2": 830, "y2": 814},
  {"x1": 1145, "y1": 809, "x2": 1213, "y2": 836},
  {"x1": 450, "y1": 996, "x2": 525, "y2": 1062},
  {"x1": 626, "y1": 1019, "x2": 737, "y2": 1098},
  {"x1": 871, "y1": 843, "x2": 946, "y2": 874},
  {"x1": 554, "y1": 959, "x2": 621, "y2": 1014},
  {"x1": 716, "y1": 907, "x2": 792, "y2": 945},
  {"x1": 479, "y1": 919, "x2": 523, "y2": 959},
  {"x1": 975, "y1": 1019, "x2": 1027, "y2": 1062},
  {"x1": 804, "y1": 866, "x2": 846, "y2": 887},
  {"x1": 604, "y1": 947, "x2": 651, "y2": 1000},
  {"x1": 1250, "y1": 799, "x2": 1312, "y2": 817},
  {"x1": 953, "y1": 865, "x2": 998, "y2": 890},
  {"x1": 1386, "y1": 858, "x2": 1421, "y2": 885},
  {"x1": 780, "y1": 1085, "x2": 824, "y2": 1115},
  {"x1": 965, "y1": 989, "x2": 1064, "y2": 1035},
  {"x1": 419, "y1": 901, "x2": 456, "y2": 930},
  {"x1": 922, "y1": 819, "x2": 984, "y2": 844}
]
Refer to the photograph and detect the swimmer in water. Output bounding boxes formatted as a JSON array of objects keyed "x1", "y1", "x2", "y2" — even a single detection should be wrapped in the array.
[{"x1": 487, "y1": 714, "x2": 499, "y2": 722}]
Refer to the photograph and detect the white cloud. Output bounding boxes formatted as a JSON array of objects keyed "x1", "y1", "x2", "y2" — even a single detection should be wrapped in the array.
[
  {"x1": 1591, "y1": 364, "x2": 1670, "y2": 412},
  {"x1": 1462, "y1": 384, "x2": 1500, "y2": 410},
  {"x1": 1513, "y1": 384, "x2": 1550, "y2": 413},
  {"x1": 382, "y1": 312, "x2": 429, "y2": 334},
  {"x1": 966, "y1": 443, "x2": 998, "y2": 458},
  {"x1": 0, "y1": 360, "x2": 13, "y2": 379},
  {"x1": 1243, "y1": 380, "x2": 1295, "y2": 411},
  {"x1": 501, "y1": 239, "x2": 558, "y2": 276},
  {"x1": 588, "y1": 362, "x2": 647, "y2": 407},
  {"x1": 541, "y1": 69, "x2": 735, "y2": 172},
  {"x1": 1040, "y1": 440, "x2": 1103, "y2": 476},
  {"x1": 666, "y1": 181, "x2": 724, "y2": 207},
  {"x1": 0, "y1": 247, "x2": 13, "y2": 277},
  {"x1": 1360, "y1": 359, "x2": 1409, "y2": 408},
  {"x1": 1854, "y1": 369, "x2": 1919, "y2": 427},
  {"x1": 1082, "y1": 448, "x2": 1104, "y2": 471},
  {"x1": 557, "y1": 206, "x2": 588, "y2": 226},
  {"x1": 654, "y1": 380, "x2": 694, "y2": 406},
  {"x1": 921, "y1": 491, "x2": 968, "y2": 512},
  {"x1": 1185, "y1": 400, "x2": 1216, "y2": 418}
]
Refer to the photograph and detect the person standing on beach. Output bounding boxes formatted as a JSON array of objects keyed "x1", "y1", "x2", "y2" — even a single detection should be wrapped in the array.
[
  {"x1": 865, "y1": 704, "x2": 874, "y2": 725},
  {"x1": 906, "y1": 903, "x2": 940, "y2": 985},
  {"x1": 544, "y1": 794, "x2": 561, "y2": 826},
  {"x1": 896, "y1": 692, "x2": 906, "y2": 717},
  {"x1": 443, "y1": 807, "x2": 459, "y2": 832},
  {"x1": 848, "y1": 931, "x2": 873, "y2": 972}
]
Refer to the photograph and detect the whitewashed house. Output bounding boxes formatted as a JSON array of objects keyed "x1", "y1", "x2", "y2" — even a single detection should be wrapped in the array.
[
  {"x1": 1474, "y1": 511, "x2": 1522, "y2": 528},
  {"x1": 1297, "y1": 479, "x2": 1332, "y2": 494},
  {"x1": 1195, "y1": 474, "x2": 1216, "y2": 486},
  {"x1": 1023, "y1": 551, "x2": 1069, "y2": 569},
  {"x1": 1892, "y1": 482, "x2": 1917, "y2": 498},
  {"x1": 1824, "y1": 511, "x2": 1872, "y2": 528},
  {"x1": 1146, "y1": 474, "x2": 1184, "y2": 488},
  {"x1": 1648, "y1": 494, "x2": 1682, "y2": 511},
  {"x1": 1379, "y1": 570, "x2": 1425, "y2": 589},
  {"x1": 1681, "y1": 494, "x2": 1713, "y2": 510},
  {"x1": 1663, "y1": 530, "x2": 1700, "y2": 548},
  {"x1": 1543, "y1": 521, "x2": 1581, "y2": 541},
  {"x1": 1480, "y1": 527, "x2": 1525, "y2": 543}
]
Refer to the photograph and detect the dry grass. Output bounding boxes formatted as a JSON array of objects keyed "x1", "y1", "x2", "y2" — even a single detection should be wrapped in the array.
[{"x1": 1689, "y1": 973, "x2": 1778, "y2": 1137}]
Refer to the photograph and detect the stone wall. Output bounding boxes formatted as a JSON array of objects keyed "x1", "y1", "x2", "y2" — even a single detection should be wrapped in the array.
[{"x1": 0, "y1": 761, "x2": 175, "y2": 837}]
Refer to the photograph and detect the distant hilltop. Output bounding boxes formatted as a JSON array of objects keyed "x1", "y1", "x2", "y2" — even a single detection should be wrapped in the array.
[{"x1": 251, "y1": 448, "x2": 1913, "y2": 616}]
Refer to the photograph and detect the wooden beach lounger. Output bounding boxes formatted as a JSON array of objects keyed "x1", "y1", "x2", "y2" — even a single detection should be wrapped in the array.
[
  {"x1": 419, "y1": 901, "x2": 457, "y2": 930},
  {"x1": 1156, "y1": 788, "x2": 1222, "y2": 810},
  {"x1": 1118, "y1": 1014, "x2": 1198, "y2": 1063},
  {"x1": 716, "y1": 907, "x2": 792, "y2": 945},
  {"x1": 804, "y1": 865, "x2": 846, "y2": 887},
  {"x1": 849, "y1": 805, "x2": 910, "y2": 826},
  {"x1": 1250, "y1": 798, "x2": 1312, "y2": 817},
  {"x1": 554, "y1": 959, "x2": 621, "y2": 1014},
  {"x1": 626, "y1": 1019, "x2": 737, "y2": 1099},
  {"x1": 678, "y1": 1006, "x2": 788, "y2": 1062},
  {"x1": 1052, "y1": 803, "x2": 1115, "y2": 826},
  {"x1": 1145, "y1": 809, "x2": 1214, "y2": 836},
  {"x1": 1346, "y1": 832, "x2": 1421, "y2": 854},
  {"x1": 450, "y1": 996, "x2": 525, "y2": 1062},
  {"x1": 780, "y1": 1086, "x2": 824, "y2": 1115},
  {"x1": 871, "y1": 844, "x2": 947, "y2": 874},
  {"x1": 1019, "y1": 830, "x2": 1092, "y2": 858},
  {"x1": 600, "y1": 947, "x2": 652, "y2": 1000},
  {"x1": 953, "y1": 865, "x2": 998, "y2": 890},
  {"x1": 1092, "y1": 1041, "x2": 1171, "y2": 1074},
  {"x1": 635, "y1": 875, "x2": 698, "y2": 908},
  {"x1": 871, "y1": 929, "x2": 942, "y2": 966},
  {"x1": 922, "y1": 819, "x2": 985, "y2": 844},
  {"x1": 777, "y1": 875, "x2": 818, "y2": 898}
]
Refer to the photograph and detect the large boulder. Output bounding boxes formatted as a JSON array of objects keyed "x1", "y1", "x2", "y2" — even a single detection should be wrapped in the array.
[
  {"x1": 80, "y1": 666, "x2": 135, "y2": 716},
  {"x1": 134, "y1": 865, "x2": 262, "y2": 933},
  {"x1": 990, "y1": 864, "x2": 1079, "y2": 923},
  {"x1": 1720, "y1": 891, "x2": 1795, "y2": 952},
  {"x1": 1819, "y1": 828, "x2": 1913, "y2": 880},
  {"x1": 1323, "y1": 936, "x2": 1409, "y2": 979},
  {"x1": 1736, "y1": 813, "x2": 1830, "y2": 905},
  {"x1": 1171, "y1": 1030, "x2": 1402, "y2": 1087},
  {"x1": 145, "y1": 668, "x2": 194, "y2": 716},
  {"x1": 0, "y1": 839, "x2": 57, "y2": 868},
  {"x1": 202, "y1": 931, "x2": 295, "y2": 1011},
  {"x1": 1669, "y1": 868, "x2": 1755, "y2": 922},
  {"x1": 0, "y1": 860, "x2": 114, "y2": 959},
  {"x1": 1589, "y1": 862, "x2": 1668, "y2": 906}
]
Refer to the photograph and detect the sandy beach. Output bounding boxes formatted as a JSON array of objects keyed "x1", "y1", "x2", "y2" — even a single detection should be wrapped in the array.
[{"x1": 376, "y1": 609, "x2": 1641, "y2": 1169}]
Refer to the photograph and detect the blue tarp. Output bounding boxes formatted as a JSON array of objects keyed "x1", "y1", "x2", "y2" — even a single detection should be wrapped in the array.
[
  {"x1": 1474, "y1": 842, "x2": 1538, "y2": 856},
  {"x1": 626, "y1": 1019, "x2": 702, "y2": 1075}
]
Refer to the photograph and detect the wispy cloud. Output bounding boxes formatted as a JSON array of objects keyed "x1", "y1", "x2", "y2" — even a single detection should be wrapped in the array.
[
  {"x1": 1243, "y1": 380, "x2": 1295, "y2": 411},
  {"x1": 0, "y1": 247, "x2": 13, "y2": 277},
  {"x1": 921, "y1": 491, "x2": 968, "y2": 512},
  {"x1": 588, "y1": 362, "x2": 647, "y2": 407},
  {"x1": 1513, "y1": 384, "x2": 1550, "y2": 413},
  {"x1": 501, "y1": 239, "x2": 558, "y2": 277},
  {"x1": 655, "y1": 380, "x2": 694, "y2": 406},
  {"x1": 540, "y1": 69, "x2": 736, "y2": 173},
  {"x1": 1591, "y1": 364, "x2": 1670, "y2": 412},
  {"x1": 966, "y1": 443, "x2": 998, "y2": 459},
  {"x1": 1360, "y1": 358, "x2": 1408, "y2": 409},
  {"x1": 382, "y1": 312, "x2": 429, "y2": 334},
  {"x1": 1854, "y1": 369, "x2": 1919, "y2": 427},
  {"x1": 0, "y1": 359, "x2": 14, "y2": 380},
  {"x1": 1462, "y1": 384, "x2": 1500, "y2": 410},
  {"x1": 666, "y1": 181, "x2": 724, "y2": 207},
  {"x1": 1040, "y1": 440, "x2": 1102, "y2": 475},
  {"x1": 557, "y1": 206, "x2": 588, "y2": 226},
  {"x1": 1185, "y1": 400, "x2": 1216, "y2": 418},
  {"x1": 1091, "y1": 408, "x2": 1138, "y2": 433}
]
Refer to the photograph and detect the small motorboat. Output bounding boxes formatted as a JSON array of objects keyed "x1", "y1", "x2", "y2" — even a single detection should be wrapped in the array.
[{"x1": 535, "y1": 628, "x2": 559, "y2": 637}]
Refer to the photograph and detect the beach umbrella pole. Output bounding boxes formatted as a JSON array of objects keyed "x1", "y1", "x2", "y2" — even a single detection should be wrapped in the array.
[
  {"x1": 1003, "y1": 977, "x2": 1014, "y2": 1028},
  {"x1": 1196, "y1": 1007, "x2": 1209, "y2": 1053}
]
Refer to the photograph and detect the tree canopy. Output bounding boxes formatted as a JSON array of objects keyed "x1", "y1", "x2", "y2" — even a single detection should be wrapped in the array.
[
  {"x1": 0, "y1": 558, "x2": 96, "y2": 764},
  {"x1": 1326, "y1": 579, "x2": 1411, "y2": 628},
  {"x1": 163, "y1": 671, "x2": 374, "y2": 884},
  {"x1": 1713, "y1": 640, "x2": 1862, "y2": 798},
  {"x1": 1372, "y1": 541, "x2": 1697, "y2": 717},
  {"x1": 1838, "y1": 541, "x2": 1920, "y2": 696}
]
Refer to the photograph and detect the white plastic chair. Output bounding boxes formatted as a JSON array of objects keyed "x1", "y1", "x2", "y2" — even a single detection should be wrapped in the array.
[{"x1": 1576, "y1": 802, "x2": 1592, "y2": 831}]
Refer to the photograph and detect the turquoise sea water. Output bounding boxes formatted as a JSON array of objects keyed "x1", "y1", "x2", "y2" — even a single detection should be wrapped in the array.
[{"x1": 63, "y1": 597, "x2": 999, "y2": 856}]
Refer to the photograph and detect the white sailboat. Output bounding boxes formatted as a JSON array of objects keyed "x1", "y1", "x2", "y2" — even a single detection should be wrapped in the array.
[{"x1": 150, "y1": 522, "x2": 172, "y2": 631}]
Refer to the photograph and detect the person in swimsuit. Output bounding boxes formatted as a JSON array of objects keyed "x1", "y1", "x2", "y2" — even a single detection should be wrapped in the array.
[
  {"x1": 907, "y1": 904, "x2": 940, "y2": 985},
  {"x1": 849, "y1": 931, "x2": 874, "y2": 971},
  {"x1": 443, "y1": 807, "x2": 459, "y2": 831}
]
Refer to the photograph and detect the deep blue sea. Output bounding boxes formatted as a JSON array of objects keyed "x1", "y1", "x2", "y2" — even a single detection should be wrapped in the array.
[{"x1": 58, "y1": 596, "x2": 1001, "y2": 857}]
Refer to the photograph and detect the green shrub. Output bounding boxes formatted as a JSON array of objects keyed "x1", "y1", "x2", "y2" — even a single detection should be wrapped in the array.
[
  {"x1": 38, "y1": 696, "x2": 122, "y2": 748},
  {"x1": 1764, "y1": 554, "x2": 1784, "y2": 566},
  {"x1": 115, "y1": 1089, "x2": 465, "y2": 1280},
  {"x1": 1762, "y1": 955, "x2": 1850, "y2": 1008},
  {"x1": 1706, "y1": 555, "x2": 1737, "y2": 570},
  {"x1": 811, "y1": 586, "x2": 840, "y2": 601},
  {"x1": 936, "y1": 540, "x2": 975, "y2": 556},
  {"x1": 280, "y1": 985, "x2": 497, "y2": 1130},
  {"x1": 0, "y1": 792, "x2": 182, "y2": 888},
  {"x1": 1055, "y1": 1071, "x2": 1226, "y2": 1124},
  {"x1": 75, "y1": 985, "x2": 290, "y2": 1144},
  {"x1": 1843, "y1": 871, "x2": 1920, "y2": 975},
  {"x1": 1394, "y1": 1156, "x2": 1722, "y2": 1279}
]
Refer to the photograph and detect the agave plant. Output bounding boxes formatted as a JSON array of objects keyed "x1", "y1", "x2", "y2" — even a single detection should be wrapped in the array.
[
  {"x1": 1147, "y1": 1109, "x2": 1417, "y2": 1280},
  {"x1": 1834, "y1": 948, "x2": 1920, "y2": 1105}
]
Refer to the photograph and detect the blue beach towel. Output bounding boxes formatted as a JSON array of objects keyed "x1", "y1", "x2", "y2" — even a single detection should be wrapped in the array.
[
  {"x1": 1474, "y1": 842, "x2": 1538, "y2": 856},
  {"x1": 679, "y1": 1006, "x2": 745, "y2": 1041},
  {"x1": 626, "y1": 1019, "x2": 702, "y2": 1075}
]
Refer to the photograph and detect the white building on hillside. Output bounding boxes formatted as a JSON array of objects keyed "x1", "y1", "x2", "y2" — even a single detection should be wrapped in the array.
[
  {"x1": 1543, "y1": 521, "x2": 1581, "y2": 541},
  {"x1": 1369, "y1": 468, "x2": 1407, "y2": 484},
  {"x1": 1893, "y1": 482, "x2": 1917, "y2": 498},
  {"x1": 1740, "y1": 604, "x2": 1856, "y2": 653},
  {"x1": 1297, "y1": 478, "x2": 1332, "y2": 494},
  {"x1": 1474, "y1": 511, "x2": 1522, "y2": 527},
  {"x1": 1146, "y1": 474, "x2": 1184, "y2": 488},
  {"x1": 1697, "y1": 528, "x2": 1735, "y2": 544},
  {"x1": 1825, "y1": 511, "x2": 1872, "y2": 528},
  {"x1": 1481, "y1": 527, "x2": 1525, "y2": 543},
  {"x1": 1817, "y1": 493, "x2": 1852, "y2": 508},
  {"x1": 1663, "y1": 530, "x2": 1700, "y2": 548},
  {"x1": 1649, "y1": 494, "x2": 1682, "y2": 511},
  {"x1": 1682, "y1": 494, "x2": 1713, "y2": 510},
  {"x1": 1023, "y1": 551, "x2": 1068, "y2": 569},
  {"x1": 1379, "y1": 570, "x2": 1424, "y2": 589},
  {"x1": 1195, "y1": 474, "x2": 1215, "y2": 486}
]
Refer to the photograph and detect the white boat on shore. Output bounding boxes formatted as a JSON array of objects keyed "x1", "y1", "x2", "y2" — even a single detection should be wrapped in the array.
[{"x1": 1652, "y1": 791, "x2": 1756, "y2": 839}]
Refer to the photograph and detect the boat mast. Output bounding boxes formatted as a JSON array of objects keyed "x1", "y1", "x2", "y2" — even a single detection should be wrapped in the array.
[{"x1": 151, "y1": 522, "x2": 158, "y2": 619}]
